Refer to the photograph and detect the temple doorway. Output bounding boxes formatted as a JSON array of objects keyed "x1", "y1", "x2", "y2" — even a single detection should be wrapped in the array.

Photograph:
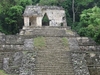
[
  {"x1": 42, "y1": 13, "x2": 49, "y2": 26},
  {"x1": 29, "y1": 16, "x2": 36, "y2": 27}
]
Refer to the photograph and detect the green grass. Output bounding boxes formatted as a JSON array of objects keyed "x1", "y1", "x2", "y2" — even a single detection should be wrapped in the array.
[
  {"x1": 66, "y1": 30, "x2": 73, "y2": 34},
  {"x1": 0, "y1": 70, "x2": 8, "y2": 75},
  {"x1": 34, "y1": 37, "x2": 46, "y2": 49},
  {"x1": 62, "y1": 37, "x2": 68, "y2": 46}
]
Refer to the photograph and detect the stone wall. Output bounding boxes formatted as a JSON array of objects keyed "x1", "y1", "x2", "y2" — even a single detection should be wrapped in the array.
[
  {"x1": 0, "y1": 29, "x2": 99, "y2": 75},
  {"x1": 76, "y1": 37, "x2": 96, "y2": 46},
  {"x1": 68, "y1": 36, "x2": 100, "y2": 75},
  {"x1": 20, "y1": 27, "x2": 67, "y2": 36},
  {"x1": 84, "y1": 51, "x2": 100, "y2": 75},
  {"x1": 68, "y1": 37, "x2": 90, "y2": 75},
  {"x1": 71, "y1": 52, "x2": 90, "y2": 75},
  {"x1": 23, "y1": 5, "x2": 66, "y2": 27},
  {"x1": 0, "y1": 35, "x2": 36, "y2": 75}
]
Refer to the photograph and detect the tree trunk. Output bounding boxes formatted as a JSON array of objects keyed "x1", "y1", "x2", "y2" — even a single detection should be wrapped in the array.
[{"x1": 72, "y1": 0, "x2": 75, "y2": 23}]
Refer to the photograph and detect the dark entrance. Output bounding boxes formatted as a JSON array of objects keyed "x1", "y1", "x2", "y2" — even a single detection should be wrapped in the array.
[{"x1": 42, "y1": 13, "x2": 49, "y2": 26}]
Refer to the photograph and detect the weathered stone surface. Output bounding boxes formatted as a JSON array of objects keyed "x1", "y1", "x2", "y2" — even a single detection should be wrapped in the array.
[
  {"x1": 13, "y1": 52, "x2": 23, "y2": 66},
  {"x1": 71, "y1": 52, "x2": 90, "y2": 75},
  {"x1": 79, "y1": 46, "x2": 100, "y2": 51},
  {"x1": 19, "y1": 51, "x2": 36, "y2": 75},
  {"x1": 21, "y1": 27, "x2": 67, "y2": 36},
  {"x1": 35, "y1": 37, "x2": 74, "y2": 75},
  {"x1": 3, "y1": 58, "x2": 10, "y2": 73},
  {"x1": 24, "y1": 39, "x2": 34, "y2": 50},
  {"x1": 22, "y1": 5, "x2": 66, "y2": 27},
  {"x1": 0, "y1": 12, "x2": 99, "y2": 75},
  {"x1": 85, "y1": 52, "x2": 100, "y2": 66},
  {"x1": 0, "y1": 45, "x2": 24, "y2": 51},
  {"x1": 68, "y1": 37, "x2": 80, "y2": 51},
  {"x1": 1, "y1": 51, "x2": 36, "y2": 75},
  {"x1": 5, "y1": 35, "x2": 24, "y2": 45},
  {"x1": 77, "y1": 37, "x2": 96, "y2": 46},
  {"x1": 84, "y1": 52, "x2": 100, "y2": 75},
  {"x1": 0, "y1": 35, "x2": 6, "y2": 44}
]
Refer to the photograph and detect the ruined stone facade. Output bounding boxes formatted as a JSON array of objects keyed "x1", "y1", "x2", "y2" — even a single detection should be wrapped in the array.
[
  {"x1": 0, "y1": 5, "x2": 100, "y2": 75},
  {"x1": 20, "y1": 5, "x2": 67, "y2": 35},
  {"x1": 23, "y1": 5, "x2": 66, "y2": 27}
]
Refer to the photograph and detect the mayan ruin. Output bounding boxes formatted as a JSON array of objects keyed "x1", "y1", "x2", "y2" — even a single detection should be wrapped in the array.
[{"x1": 0, "y1": 5, "x2": 100, "y2": 75}]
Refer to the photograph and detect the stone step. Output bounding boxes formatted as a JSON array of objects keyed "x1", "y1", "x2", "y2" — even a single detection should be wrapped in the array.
[
  {"x1": 36, "y1": 72, "x2": 74, "y2": 75},
  {"x1": 37, "y1": 52, "x2": 70, "y2": 56},
  {"x1": 35, "y1": 69, "x2": 74, "y2": 73},
  {"x1": 35, "y1": 66, "x2": 73, "y2": 69},
  {"x1": 35, "y1": 70, "x2": 74, "y2": 73},
  {"x1": 76, "y1": 37, "x2": 96, "y2": 46},
  {"x1": 35, "y1": 37, "x2": 74, "y2": 75},
  {"x1": 37, "y1": 49, "x2": 68, "y2": 52}
]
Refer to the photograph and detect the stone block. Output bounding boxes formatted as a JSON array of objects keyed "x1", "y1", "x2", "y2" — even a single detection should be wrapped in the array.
[
  {"x1": 77, "y1": 37, "x2": 96, "y2": 46},
  {"x1": 22, "y1": 28, "x2": 67, "y2": 37},
  {"x1": 5, "y1": 35, "x2": 24, "y2": 45},
  {"x1": 24, "y1": 39, "x2": 34, "y2": 50},
  {"x1": 0, "y1": 35, "x2": 6, "y2": 44},
  {"x1": 13, "y1": 52, "x2": 23, "y2": 67},
  {"x1": 3, "y1": 58, "x2": 10, "y2": 73},
  {"x1": 13, "y1": 45, "x2": 24, "y2": 50}
]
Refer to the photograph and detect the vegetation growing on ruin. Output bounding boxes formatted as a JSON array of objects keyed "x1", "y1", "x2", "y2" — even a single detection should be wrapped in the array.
[
  {"x1": 0, "y1": 0, "x2": 100, "y2": 44},
  {"x1": 42, "y1": 13, "x2": 49, "y2": 26},
  {"x1": 0, "y1": 70, "x2": 18, "y2": 75},
  {"x1": 62, "y1": 37, "x2": 68, "y2": 46},
  {"x1": 0, "y1": 70, "x2": 8, "y2": 75},
  {"x1": 34, "y1": 37, "x2": 46, "y2": 49}
]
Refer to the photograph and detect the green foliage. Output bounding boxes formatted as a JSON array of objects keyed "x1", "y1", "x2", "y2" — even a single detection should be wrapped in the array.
[
  {"x1": 42, "y1": 13, "x2": 49, "y2": 25},
  {"x1": 62, "y1": 37, "x2": 68, "y2": 46},
  {"x1": 34, "y1": 37, "x2": 46, "y2": 49},
  {"x1": 0, "y1": 4, "x2": 3, "y2": 13},
  {"x1": 39, "y1": 0, "x2": 58, "y2": 5},
  {"x1": 32, "y1": 0, "x2": 40, "y2": 5},
  {"x1": 59, "y1": 0, "x2": 72, "y2": 26},
  {"x1": 0, "y1": 70, "x2": 8, "y2": 75},
  {"x1": 0, "y1": 0, "x2": 39, "y2": 34},
  {"x1": 76, "y1": 6, "x2": 100, "y2": 44},
  {"x1": 17, "y1": 0, "x2": 33, "y2": 7},
  {"x1": 3, "y1": 5, "x2": 24, "y2": 34},
  {"x1": 80, "y1": 6, "x2": 100, "y2": 26},
  {"x1": 76, "y1": 0, "x2": 93, "y2": 5},
  {"x1": 0, "y1": 0, "x2": 100, "y2": 44}
]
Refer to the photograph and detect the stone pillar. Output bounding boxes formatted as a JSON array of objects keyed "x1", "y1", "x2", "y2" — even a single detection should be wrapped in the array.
[
  {"x1": 36, "y1": 17, "x2": 42, "y2": 26},
  {"x1": 24, "y1": 17, "x2": 29, "y2": 26}
]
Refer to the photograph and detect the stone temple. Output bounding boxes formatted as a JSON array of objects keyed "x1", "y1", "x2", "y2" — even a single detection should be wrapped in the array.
[
  {"x1": 23, "y1": 5, "x2": 66, "y2": 27},
  {"x1": 20, "y1": 5, "x2": 67, "y2": 35},
  {"x1": 0, "y1": 5, "x2": 100, "y2": 75}
]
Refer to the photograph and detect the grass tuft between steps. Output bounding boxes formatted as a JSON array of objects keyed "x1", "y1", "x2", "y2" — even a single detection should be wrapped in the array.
[
  {"x1": 0, "y1": 70, "x2": 19, "y2": 75},
  {"x1": 34, "y1": 37, "x2": 46, "y2": 49},
  {"x1": 0, "y1": 70, "x2": 8, "y2": 75},
  {"x1": 62, "y1": 37, "x2": 68, "y2": 46}
]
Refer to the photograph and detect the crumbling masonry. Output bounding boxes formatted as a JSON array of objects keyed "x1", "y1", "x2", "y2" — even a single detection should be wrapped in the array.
[{"x1": 0, "y1": 5, "x2": 99, "y2": 75}]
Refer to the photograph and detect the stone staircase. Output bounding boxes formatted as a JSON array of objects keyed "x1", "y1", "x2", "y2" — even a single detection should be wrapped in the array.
[{"x1": 35, "y1": 37, "x2": 74, "y2": 75}]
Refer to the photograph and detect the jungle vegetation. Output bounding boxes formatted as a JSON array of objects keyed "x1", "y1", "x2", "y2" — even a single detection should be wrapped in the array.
[{"x1": 0, "y1": 0, "x2": 100, "y2": 44}]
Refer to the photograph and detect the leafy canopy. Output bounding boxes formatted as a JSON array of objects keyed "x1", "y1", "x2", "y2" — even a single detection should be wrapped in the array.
[
  {"x1": 78, "y1": 6, "x2": 100, "y2": 43},
  {"x1": 39, "y1": 0, "x2": 58, "y2": 5}
]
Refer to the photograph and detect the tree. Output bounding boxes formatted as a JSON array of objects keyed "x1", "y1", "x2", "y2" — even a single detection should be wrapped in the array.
[
  {"x1": 77, "y1": 6, "x2": 100, "y2": 43},
  {"x1": 42, "y1": 13, "x2": 49, "y2": 26},
  {"x1": 17, "y1": 0, "x2": 32, "y2": 7},
  {"x1": 72, "y1": 0, "x2": 93, "y2": 24},
  {"x1": 72, "y1": 0, "x2": 75, "y2": 23},
  {"x1": 4, "y1": 5, "x2": 24, "y2": 34},
  {"x1": 32, "y1": 0, "x2": 40, "y2": 5},
  {"x1": 39, "y1": 0, "x2": 58, "y2": 5}
]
